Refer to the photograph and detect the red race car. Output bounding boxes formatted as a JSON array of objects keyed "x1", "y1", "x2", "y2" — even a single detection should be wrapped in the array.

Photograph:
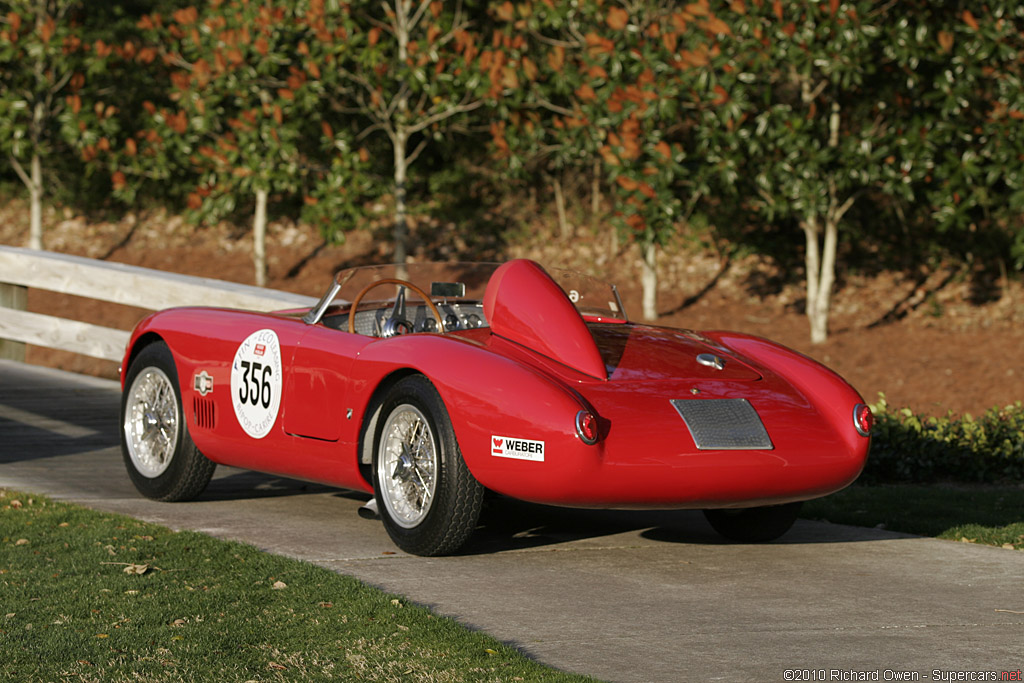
[{"x1": 120, "y1": 259, "x2": 872, "y2": 555}]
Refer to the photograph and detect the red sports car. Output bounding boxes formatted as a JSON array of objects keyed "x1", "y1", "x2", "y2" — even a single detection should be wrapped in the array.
[{"x1": 120, "y1": 259, "x2": 872, "y2": 555}]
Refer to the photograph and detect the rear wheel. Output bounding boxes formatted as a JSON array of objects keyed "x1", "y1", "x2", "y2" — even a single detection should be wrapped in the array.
[
  {"x1": 703, "y1": 502, "x2": 803, "y2": 543},
  {"x1": 121, "y1": 341, "x2": 215, "y2": 501},
  {"x1": 372, "y1": 375, "x2": 483, "y2": 556}
]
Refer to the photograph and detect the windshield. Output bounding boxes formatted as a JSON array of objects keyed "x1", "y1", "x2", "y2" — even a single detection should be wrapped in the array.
[
  {"x1": 329, "y1": 262, "x2": 627, "y2": 322},
  {"x1": 304, "y1": 261, "x2": 627, "y2": 336}
]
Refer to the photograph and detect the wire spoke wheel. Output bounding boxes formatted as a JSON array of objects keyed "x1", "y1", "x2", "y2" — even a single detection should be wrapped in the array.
[
  {"x1": 124, "y1": 367, "x2": 179, "y2": 478},
  {"x1": 371, "y1": 375, "x2": 483, "y2": 556},
  {"x1": 377, "y1": 404, "x2": 439, "y2": 528},
  {"x1": 120, "y1": 341, "x2": 216, "y2": 502}
]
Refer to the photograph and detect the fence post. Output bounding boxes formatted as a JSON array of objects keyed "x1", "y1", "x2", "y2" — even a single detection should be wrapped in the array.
[{"x1": 0, "y1": 282, "x2": 28, "y2": 361}]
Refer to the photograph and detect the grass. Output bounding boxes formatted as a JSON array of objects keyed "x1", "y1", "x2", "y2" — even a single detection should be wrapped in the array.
[
  {"x1": 0, "y1": 489, "x2": 595, "y2": 683},
  {"x1": 803, "y1": 484, "x2": 1024, "y2": 550}
]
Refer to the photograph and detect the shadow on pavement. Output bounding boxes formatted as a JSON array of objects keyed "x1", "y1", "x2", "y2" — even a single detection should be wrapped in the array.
[{"x1": 453, "y1": 496, "x2": 911, "y2": 555}]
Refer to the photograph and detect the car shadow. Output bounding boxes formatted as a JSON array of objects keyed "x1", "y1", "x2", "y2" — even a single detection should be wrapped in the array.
[
  {"x1": 453, "y1": 496, "x2": 914, "y2": 556},
  {"x1": 198, "y1": 468, "x2": 349, "y2": 501},
  {"x1": 189, "y1": 471, "x2": 914, "y2": 550}
]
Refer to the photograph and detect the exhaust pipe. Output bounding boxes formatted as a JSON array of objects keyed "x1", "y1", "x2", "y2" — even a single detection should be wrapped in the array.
[{"x1": 357, "y1": 497, "x2": 379, "y2": 520}]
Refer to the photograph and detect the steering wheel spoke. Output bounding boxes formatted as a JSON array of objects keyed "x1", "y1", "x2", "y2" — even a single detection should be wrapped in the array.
[{"x1": 347, "y1": 278, "x2": 444, "y2": 336}]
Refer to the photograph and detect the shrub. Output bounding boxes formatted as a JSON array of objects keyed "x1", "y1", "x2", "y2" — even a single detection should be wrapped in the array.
[{"x1": 862, "y1": 396, "x2": 1024, "y2": 484}]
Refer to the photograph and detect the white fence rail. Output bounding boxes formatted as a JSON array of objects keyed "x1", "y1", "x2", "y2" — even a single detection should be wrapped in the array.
[{"x1": 0, "y1": 245, "x2": 318, "y2": 363}]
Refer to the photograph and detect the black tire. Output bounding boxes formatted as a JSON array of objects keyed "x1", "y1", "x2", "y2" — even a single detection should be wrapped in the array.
[
  {"x1": 372, "y1": 375, "x2": 483, "y2": 556},
  {"x1": 703, "y1": 502, "x2": 803, "y2": 543},
  {"x1": 121, "y1": 341, "x2": 215, "y2": 501}
]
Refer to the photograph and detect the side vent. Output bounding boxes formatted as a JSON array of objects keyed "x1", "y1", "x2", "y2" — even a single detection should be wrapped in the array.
[{"x1": 193, "y1": 396, "x2": 216, "y2": 430}]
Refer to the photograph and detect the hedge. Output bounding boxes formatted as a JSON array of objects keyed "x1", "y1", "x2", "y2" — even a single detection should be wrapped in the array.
[{"x1": 861, "y1": 396, "x2": 1024, "y2": 484}]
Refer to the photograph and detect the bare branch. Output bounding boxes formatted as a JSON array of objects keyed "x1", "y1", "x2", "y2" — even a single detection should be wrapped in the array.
[
  {"x1": 407, "y1": 0, "x2": 434, "y2": 35},
  {"x1": 8, "y1": 154, "x2": 32, "y2": 190},
  {"x1": 404, "y1": 137, "x2": 429, "y2": 167},
  {"x1": 404, "y1": 98, "x2": 483, "y2": 135}
]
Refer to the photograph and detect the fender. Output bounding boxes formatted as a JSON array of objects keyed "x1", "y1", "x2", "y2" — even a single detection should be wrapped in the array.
[
  {"x1": 349, "y1": 332, "x2": 600, "y2": 498},
  {"x1": 705, "y1": 331, "x2": 870, "y2": 462}
]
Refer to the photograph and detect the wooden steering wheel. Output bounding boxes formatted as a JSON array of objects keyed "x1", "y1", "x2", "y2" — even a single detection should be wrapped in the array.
[{"x1": 347, "y1": 278, "x2": 444, "y2": 336}]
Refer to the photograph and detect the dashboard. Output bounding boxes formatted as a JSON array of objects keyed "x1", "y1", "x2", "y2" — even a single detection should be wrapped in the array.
[{"x1": 323, "y1": 302, "x2": 488, "y2": 337}]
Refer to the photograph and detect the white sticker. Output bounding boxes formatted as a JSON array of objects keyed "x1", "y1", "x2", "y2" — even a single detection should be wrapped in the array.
[
  {"x1": 491, "y1": 435, "x2": 545, "y2": 462},
  {"x1": 231, "y1": 329, "x2": 282, "y2": 439}
]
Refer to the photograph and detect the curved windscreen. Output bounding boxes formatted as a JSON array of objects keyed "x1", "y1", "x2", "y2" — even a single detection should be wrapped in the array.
[{"x1": 326, "y1": 261, "x2": 627, "y2": 323}]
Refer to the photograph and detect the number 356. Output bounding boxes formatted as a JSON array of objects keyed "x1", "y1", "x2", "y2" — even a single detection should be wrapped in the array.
[{"x1": 238, "y1": 360, "x2": 272, "y2": 408}]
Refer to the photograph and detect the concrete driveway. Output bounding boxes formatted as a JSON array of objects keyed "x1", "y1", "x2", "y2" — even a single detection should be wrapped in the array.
[{"x1": 2, "y1": 359, "x2": 1022, "y2": 682}]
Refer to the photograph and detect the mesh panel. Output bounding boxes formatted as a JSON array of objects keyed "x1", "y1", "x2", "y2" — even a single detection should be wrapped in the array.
[{"x1": 670, "y1": 398, "x2": 773, "y2": 450}]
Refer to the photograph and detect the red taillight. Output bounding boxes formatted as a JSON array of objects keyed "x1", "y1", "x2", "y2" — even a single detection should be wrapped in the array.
[
  {"x1": 576, "y1": 410, "x2": 599, "y2": 445},
  {"x1": 853, "y1": 404, "x2": 873, "y2": 437}
]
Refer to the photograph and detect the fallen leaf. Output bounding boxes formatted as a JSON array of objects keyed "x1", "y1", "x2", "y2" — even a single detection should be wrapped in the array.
[
  {"x1": 390, "y1": 599, "x2": 402, "y2": 608},
  {"x1": 15, "y1": 539, "x2": 28, "y2": 546},
  {"x1": 269, "y1": 662, "x2": 287, "y2": 670},
  {"x1": 318, "y1": 602, "x2": 333, "y2": 608},
  {"x1": 171, "y1": 619, "x2": 187, "y2": 627},
  {"x1": 271, "y1": 581, "x2": 287, "y2": 590},
  {"x1": 10, "y1": 500, "x2": 22, "y2": 509},
  {"x1": 484, "y1": 648, "x2": 498, "y2": 655},
  {"x1": 95, "y1": 634, "x2": 108, "y2": 639},
  {"x1": 1001, "y1": 543, "x2": 1015, "y2": 550},
  {"x1": 123, "y1": 563, "x2": 150, "y2": 575}
]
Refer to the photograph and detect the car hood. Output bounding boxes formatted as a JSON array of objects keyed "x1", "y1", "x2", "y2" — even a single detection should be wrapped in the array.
[{"x1": 591, "y1": 324, "x2": 763, "y2": 383}]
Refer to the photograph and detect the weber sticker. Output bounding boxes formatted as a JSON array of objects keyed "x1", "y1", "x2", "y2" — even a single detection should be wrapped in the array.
[
  {"x1": 231, "y1": 329, "x2": 282, "y2": 439},
  {"x1": 491, "y1": 435, "x2": 545, "y2": 462}
]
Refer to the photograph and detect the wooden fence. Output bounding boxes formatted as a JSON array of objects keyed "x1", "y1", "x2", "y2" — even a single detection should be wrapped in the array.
[{"x1": 0, "y1": 245, "x2": 318, "y2": 363}]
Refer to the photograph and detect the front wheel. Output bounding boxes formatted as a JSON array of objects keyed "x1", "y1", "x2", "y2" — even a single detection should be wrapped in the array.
[
  {"x1": 372, "y1": 375, "x2": 483, "y2": 556},
  {"x1": 703, "y1": 502, "x2": 803, "y2": 543},
  {"x1": 121, "y1": 341, "x2": 215, "y2": 501}
]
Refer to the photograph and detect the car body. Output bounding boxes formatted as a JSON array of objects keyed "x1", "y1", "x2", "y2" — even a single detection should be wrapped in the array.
[{"x1": 119, "y1": 259, "x2": 872, "y2": 555}]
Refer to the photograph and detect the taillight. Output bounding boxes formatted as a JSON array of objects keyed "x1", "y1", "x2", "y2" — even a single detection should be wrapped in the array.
[
  {"x1": 853, "y1": 404, "x2": 873, "y2": 437},
  {"x1": 575, "y1": 410, "x2": 599, "y2": 445}
]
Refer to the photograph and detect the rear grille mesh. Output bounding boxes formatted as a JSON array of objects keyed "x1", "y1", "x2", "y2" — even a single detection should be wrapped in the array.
[{"x1": 670, "y1": 398, "x2": 773, "y2": 450}]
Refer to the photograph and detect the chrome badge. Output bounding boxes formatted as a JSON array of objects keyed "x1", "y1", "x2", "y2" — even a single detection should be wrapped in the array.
[
  {"x1": 194, "y1": 370, "x2": 214, "y2": 396},
  {"x1": 696, "y1": 353, "x2": 726, "y2": 371}
]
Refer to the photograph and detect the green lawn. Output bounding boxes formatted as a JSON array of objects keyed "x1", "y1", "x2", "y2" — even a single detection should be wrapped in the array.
[
  {"x1": 803, "y1": 484, "x2": 1024, "y2": 550},
  {"x1": 0, "y1": 489, "x2": 595, "y2": 682}
]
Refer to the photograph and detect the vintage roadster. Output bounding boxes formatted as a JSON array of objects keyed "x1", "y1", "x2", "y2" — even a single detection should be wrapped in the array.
[{"x1": 120, "y1": 259, "x2": 872, "y2": 555}]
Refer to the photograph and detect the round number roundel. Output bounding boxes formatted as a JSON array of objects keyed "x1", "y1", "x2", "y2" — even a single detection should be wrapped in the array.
[{"x1": 230, "y1": 329, "x2": 282, "y2": 439}]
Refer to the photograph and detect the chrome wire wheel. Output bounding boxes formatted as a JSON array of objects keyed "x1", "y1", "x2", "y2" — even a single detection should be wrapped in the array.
[
  {"x1": 123, "y1": 366, "x2": 179, "y2": 479},
  {"x1": 376, "y1": 404, "x2": 438, "y2": 529}
]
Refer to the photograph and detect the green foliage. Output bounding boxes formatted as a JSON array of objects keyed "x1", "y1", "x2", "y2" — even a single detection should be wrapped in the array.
[
  {"x1": 803, "y1": 484, "x2": 1024, "y2": 550},
  {"x1": 3, "y1": 0, "x2": 1023, "y2": 288},
  {"x1": 0, "y1": 489, "x2": 593, "y2": 682},
  {"x1": 1013, "y1": 229, "x2": 1024, "y2": 272},
  {"x1": 862, "y1": 396, "x2": 1024, "y2": 484}
]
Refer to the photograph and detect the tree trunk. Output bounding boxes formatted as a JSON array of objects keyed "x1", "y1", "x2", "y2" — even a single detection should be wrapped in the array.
[
  {"x1": 393, "y1": 129, "x2": 409, "y2": 273},
  {"x1": 590, "y1": 159, "x2": 601, "y2": 230},
  {"x1": 641, "y1": 241, "x2": 658, "y2": 321},
  {"x1": 28, "y1": 154, "x2": 43, "y2": 250},
  {"x1": 552, "y1": 173, "x2": 569, "y2": 239},
  {"x1": 802, "y1": 212, "x2": 839, "y2": 345},
  {"x1": 253, "y1": 188, "x2": 268, "y2": 287},
  {"x1": 392, "y1": 0, "x2": 410, "y2": 270}
]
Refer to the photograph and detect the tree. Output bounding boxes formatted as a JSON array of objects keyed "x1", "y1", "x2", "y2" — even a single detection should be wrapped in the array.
[
  {"x1": 723, "y1": 0, "x2": 916, "y2": 343},
  {"x1": 491, "y1": 0, "x2": 740, "y2": 320},
  {"x1": 328, "y1": 0, "x2": 492, "y2": 265},
  {"x1": 0, "y1": 0, "x2": 109, "y2": 249},
  {"x1": 884, "y1": 2, "x2": 1024, "y2": 274},
  {"x1": 117, "y1": 1, "x2": 367, "y2": 286}
]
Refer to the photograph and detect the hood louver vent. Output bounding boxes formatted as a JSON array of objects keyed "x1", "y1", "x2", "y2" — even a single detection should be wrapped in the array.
[{"x1": 193, "y1": 396, "x2": 216, "y2": 430}]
